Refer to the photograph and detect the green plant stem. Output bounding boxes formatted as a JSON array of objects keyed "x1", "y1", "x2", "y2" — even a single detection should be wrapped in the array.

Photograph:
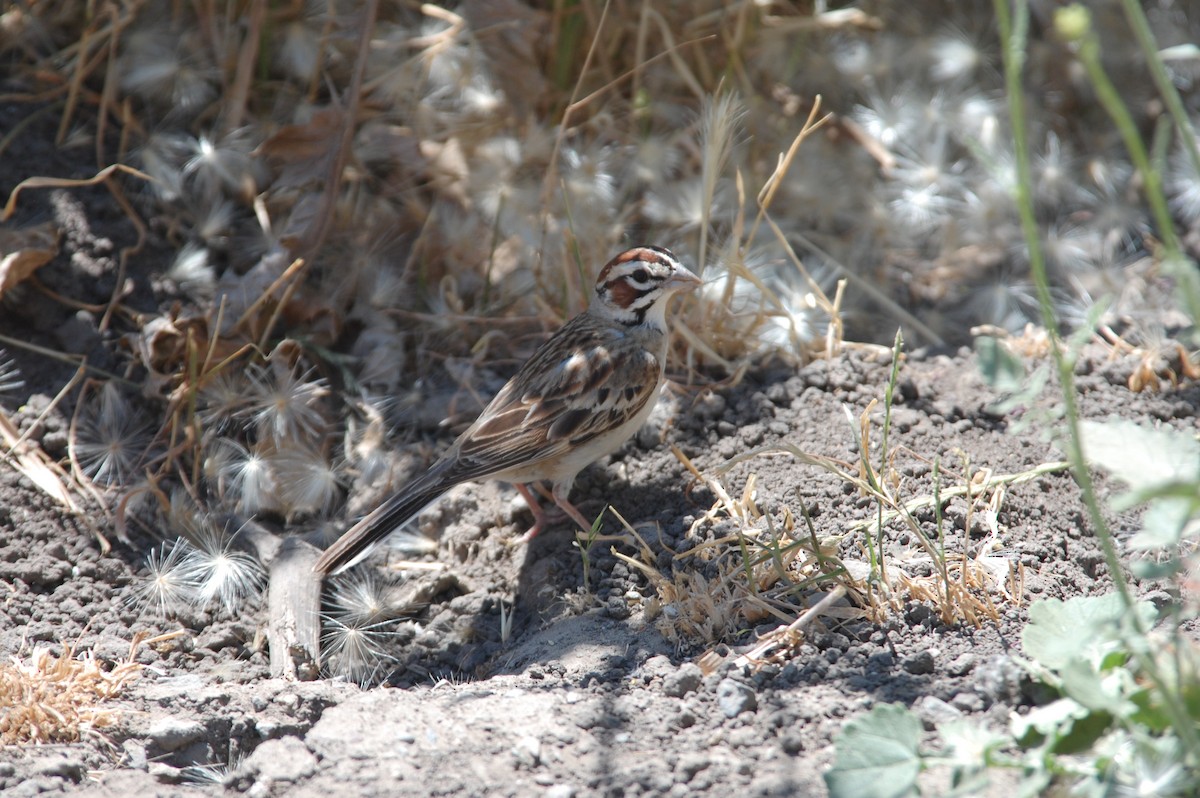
[
  {"x1": 1119, "y1": 0, "x2": 1200, "y2": 180},
  {"x1": 993, "y1": 0, "x2": 1131, "y2": 605},
  {"x1": 1071, "y1": 8, "x2": 1200, "y2": 324},
  {"x1": 1072, "y1": 25, "x2": 1176, "y2": 254},
  {"x1": 999, "y1": 0, "x2": 1200, "y2": 757}
]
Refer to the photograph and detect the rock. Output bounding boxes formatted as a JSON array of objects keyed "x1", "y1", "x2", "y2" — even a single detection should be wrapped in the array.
[
  {"x1": 510, "y1": 736, "x2": 541, "y2": 769},
  {"x1": 662, "y1": 663, "x2": 703, "y2": 697},
  {"x1": 946, "y1": 652, "x2": 977, "y2": 676},
  {"x1": 913, "y1": 695, "x2": 963, "y2": 729},
  {"x1": 949, "y1": 692, "x2": 985, "y2": 713},
  {"x1": 242, "y1": 736, "x2": 318, "y2": 784},
  {"x1": 902, "y1": 650, "x2": 937, "y2": 675},
  {"x1": 33, "y1": 752, "x2": 85, "y2": 781},
  {"x1": 148, "y1": 762, "x2": 183, "y2": 783},
  {"x1": 675, "y1": 753, "x2": 710, "y2": 782},
  {"x1": 716, "y1": 678, "x2": 757, "y2": 717},
  {"x1": 975, "y1": 655, "x2": 1024, "y2": 703},
  {"x1": 146, "y1": 717, "x2": 205, "y2": 752}
]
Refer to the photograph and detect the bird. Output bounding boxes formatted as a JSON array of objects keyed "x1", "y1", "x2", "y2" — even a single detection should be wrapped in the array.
[{"x1": 313, "y1": 245, "x2": 702, "y2": 576}]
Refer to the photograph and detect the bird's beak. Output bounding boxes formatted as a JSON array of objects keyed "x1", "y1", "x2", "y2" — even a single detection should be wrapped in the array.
[{"x1": 666, "y1": 265, "x2": 703, "y2": 293}]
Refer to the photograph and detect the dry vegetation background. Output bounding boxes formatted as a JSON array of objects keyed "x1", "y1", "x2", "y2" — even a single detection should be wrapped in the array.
[{"x1": 1, "y1": 0, "x2": 1199, "y2": 792}]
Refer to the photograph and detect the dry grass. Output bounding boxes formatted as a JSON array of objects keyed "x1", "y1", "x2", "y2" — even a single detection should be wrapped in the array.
[
  {"x1": 601, "y1": 340, "x2": 1071, "y2": 666},
  {"x1": 0, "y1": 632, "x2": 179, "y2": 745}
]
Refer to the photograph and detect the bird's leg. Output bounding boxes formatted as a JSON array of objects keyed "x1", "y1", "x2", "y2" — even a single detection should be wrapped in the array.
[
  {"x1": 514, "y1": 483, "x2": 550, "y2": 541},
  {"x1": 512, "y1": 481, "x2": 595, "y2": 543},
  {"x1": 550, "y1": 483, "x2": 596, "y2": 534}
]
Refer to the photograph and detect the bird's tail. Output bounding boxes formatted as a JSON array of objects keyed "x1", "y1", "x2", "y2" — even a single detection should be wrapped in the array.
[{"x1": 313, "y1": 477, "x2": 451, "y2": 577}]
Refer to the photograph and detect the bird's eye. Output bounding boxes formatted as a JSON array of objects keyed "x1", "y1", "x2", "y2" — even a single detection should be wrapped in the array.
[{"x1": 630, "y1": 268, "x2": 649, "y2": 283}]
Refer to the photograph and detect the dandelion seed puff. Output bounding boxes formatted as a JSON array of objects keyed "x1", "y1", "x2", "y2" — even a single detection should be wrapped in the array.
[
  {"x1": 929, "y1": 25, "x2": 992, "y2": 84},
  {"x1": 246, "y1": 365, "x2": 330, "y2": 443},
  {"x1": 197, "y1": 369, "x2": 252, "y2": 435},
  {"x1": 321, "y1": 614, "x2": 395, "y2": 685},
  {"x1": 560, "y1": 144, "x2": 618, "y2": 216},
  {"x1": 853, "y1": 82, "x2": 932, "y2": 150},
  {"x1": 965, "y1": 272, "x2": 1041, "y2": 332},
  {"x1": 168, "y1": 245, "x2": 216, "y2": 297},
  {"x1": 182, "y1": 522, "x2": 265, "y2": 614},
  {"x1": 179, "y1": 763, "x2": 231, "y2": 786},
  {"x1": 343, "y1": 398, "x2": 394, "y2": 487},
  {"x1": 1167, "y1": 136, "x2": 1200, "y2": 224},
  {"x1": 387, "y1": 527, "x2": 440, "y2": 558},
  {"x1": 1082, "y1": 158, "x2": 1149, "y2": 254},
  {"x1": 762, "y1": 277, "x2": 838, "y2": 351},
  {"x1": 182, "y1": 129, "x2": 262, "y2": 202},
  {"x1": 0, "y1": 350, "x2": 23, "y2": 397},
  {"x1": 888, "y1": 135, "x2": 969, "y2": 240},
  {"x1": 698, "y1": 246, "x2": 836, "y2": 355},
  {"x1": 135, "y1": 132, "x2": 191, "y2": 202},
  {"x1": 271, "y1": 442, "x2": 342, "y2": 519},
  {"x1": 644, "y1": 176, "x2": 725, "y2": 230},
  {"x1": 1033, "y1": 133, "x2": 1084, "y2": 210},
  {"x1": 208, "y1": 438, "x2": 279, "y2": 515},
  {"x1": 466, "y1": 135, "x2": 523, "y2": 220},
  {"x1": 131, "y1": 538, "x2": 199, "y2": 616},
  {"x1": 276, "y1": 20, "x2": 323, "y2": 84},
  {"x1": 1039, "y1": 222, "x2": 1101, "y2": 276},
  {"x1": 949, "y1": 91, "x2": 1002, "y2": 145},
  {"x1": 322, "y1": 569, "x2": 402, "y2": 683},
  {"x1": 118, "y1": 28, "x2": 217, "y2": 114},
  {"x1": 829, "y1": 35, "x2": 875, "y2": 83},
  {"x1": 631, "y1": 133, "x2": 682, "y2": 186},
  {"x1": 327, "y1": 571, "x2": 398, "y2": 625},
  {"x1": 192, "y1": 198, "x2": 236, "y2": 251},
  {"x1": 73, "y1": 382, "x2": 152, "y2": 487}
]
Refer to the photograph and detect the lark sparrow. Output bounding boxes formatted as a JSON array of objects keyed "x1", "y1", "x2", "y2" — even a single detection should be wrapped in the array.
[{"x1": 313, "y1": 246, "x2": 701, "y2": 576}]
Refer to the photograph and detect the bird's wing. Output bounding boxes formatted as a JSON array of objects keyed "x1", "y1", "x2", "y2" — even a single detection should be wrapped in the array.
[{"x1": 448, "y1": 315, "x2": 662, "y2": 481}]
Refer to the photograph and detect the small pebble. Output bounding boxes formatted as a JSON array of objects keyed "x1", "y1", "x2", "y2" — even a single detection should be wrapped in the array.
[
  {"x1": 662, "y1": 664, "x2": 703, "y2": 697},
  {"x1": 902, "y1": 650, "x2": 936, "y2": 675},
  {"x1": 716, "y1": 677, "x2": 757, "y2": 717},
  {"x1": 146, "y1": 717, "x2": 205, "y2": 752}
]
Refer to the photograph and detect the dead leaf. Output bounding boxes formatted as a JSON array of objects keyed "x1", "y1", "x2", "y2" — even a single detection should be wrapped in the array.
[
  {"x1": 258, "y1": 107, "x2": 346, "y2": 190},
  {"x1": 460, "y1": 0, "x2": 551, "y2": 116},
  {"x1": 0, "y1": 222, "x2": 59, "y2": 297},
  {"x1": 0, "y1": 407, "x2": 79, "y2": 512}
]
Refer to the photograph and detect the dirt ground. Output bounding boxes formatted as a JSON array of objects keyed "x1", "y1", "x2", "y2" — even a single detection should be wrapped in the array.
[{"x1": 2, "y1": 103, "x2": 1198, "y2": 797}]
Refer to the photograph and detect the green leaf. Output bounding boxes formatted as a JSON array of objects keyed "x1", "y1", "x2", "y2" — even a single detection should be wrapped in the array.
[
  {"x1": 825, "y1": 704, "x2": 923, "y2": 798},
  {"x1": 1078, "y1": 420, "x2": 1200, "y2": 506},
  {"x1": 1129, "y1": 556, "x2": 1182, "y2": 581},
  {"x1": 937, "y1": 719, "x2": 1009, "y2": 769},
  {"x1": 1057, "y1": 659, "x2": 1137, "y2": 718},
  {"x1": 1048, "y1": 708, "x2": 1113, "y2": 756},
  {"x1": 1016, "y1": 769, "x2": 1053, "y2": 798},
  {"x1": 1022, "y1": 594, "x2": 1154, "y2": 671},
  {"x1": 1012, "y1": 697, "x2": 1113, "y2": 756},
  {"x1": 1012, "y1": 697, "x2": 1089, "y2": 745},
  {"x1": 976, "y1": 336, "x2": 1026, "y2": 393},
  {"x1": 1128, "y1": 499, "x2": 1196, "y2": 550}
]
